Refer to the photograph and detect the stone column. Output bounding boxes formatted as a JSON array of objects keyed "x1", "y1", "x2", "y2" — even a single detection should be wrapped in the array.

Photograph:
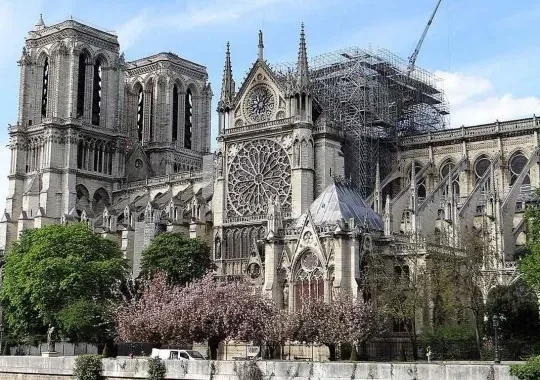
[{"x1": 68, "y1": 50, "x2": 79, "y2": 119}]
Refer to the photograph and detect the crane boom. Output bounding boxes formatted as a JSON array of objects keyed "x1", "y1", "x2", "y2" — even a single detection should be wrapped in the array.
[{"x1": 407, "y1": 0, "x2": 442, "y2": 76}]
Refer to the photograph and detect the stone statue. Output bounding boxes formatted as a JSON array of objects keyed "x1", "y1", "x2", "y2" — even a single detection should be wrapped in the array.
[
  {"x1": 283, "y1": 282, "x2": 289, "y2": 309},
  {"x1": 47, "y1": 325, "x2": 55, "y2": 352}
]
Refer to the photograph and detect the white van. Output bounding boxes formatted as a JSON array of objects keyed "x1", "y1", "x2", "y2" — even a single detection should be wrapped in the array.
[{"x1": 150, "y1": 348, "x2": 205, "y2": 361}]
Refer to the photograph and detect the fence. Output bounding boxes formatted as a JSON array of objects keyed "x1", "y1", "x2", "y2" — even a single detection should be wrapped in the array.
[
  {"x1": 35, "y1": 339, "x2": 537, "y2": 361},
  {"x1": 9, "y1": 342, "x2": 98, "y2": 356}
]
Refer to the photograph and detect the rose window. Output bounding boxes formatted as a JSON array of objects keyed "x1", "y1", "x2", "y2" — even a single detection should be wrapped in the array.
[
  {"x1": 244, "y1": 85, "x2": 275, "y2": 123},
  {"x1": 227, "y1": 139, "x2": 291, "y2": 216},
  {"x1": 301, "y1": 251, "x2": 319, "y2": 272}
]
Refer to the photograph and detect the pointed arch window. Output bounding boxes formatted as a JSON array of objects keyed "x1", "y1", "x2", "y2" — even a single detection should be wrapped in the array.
[
  {"x1": 509, "y1": 152, "x2": 530, "y2": 186},
  {"x1": 137, "y1": 87, "x2": 144, "y2": 141},
  {"x1": 172, "y1": 84, "x2": 179, "y2": 141},
  {"x1": 184, "y1": 88, "x2": 193, "y2": 149},
  {"x1": 294, "y1": 250, "x2": 324, "y2": 310},
  {"x1": 474, "y1": 155, "x2": 491, "y2": 184},
  {"x1": 76, "y1": 54, "x2": 86, "y2": 117},
  {"x1": 41, "y1": 57, "x2": 49, "y2": 117},
  {"x1": 91, "y1": 59, "x2": 102, "y2": 125}
]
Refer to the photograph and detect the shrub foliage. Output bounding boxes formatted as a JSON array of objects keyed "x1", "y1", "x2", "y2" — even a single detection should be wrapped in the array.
[
  {"x1": 73, "y1": 354, "x2": 103, "y2": 380},
  {"x1": 510, "y1": 356, "x2": 540, "y2": 380},
  {"x1": 147, "y1": 357, "x2": 167, "y2": 380}
]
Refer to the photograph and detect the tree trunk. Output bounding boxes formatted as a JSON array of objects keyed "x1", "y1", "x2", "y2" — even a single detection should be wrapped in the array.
[
  {"x1": 473, "y1": 310, "x2": 483, "y2": 359},
  {"x1": 208, "y1": 337, "x2": 220, "y2": 360},
  {"x1": 327, "y1": 343, "x2": 336, "y2": 361},
  {"x1": 349, "y1": 343, "x2": 359, "y2": 361}
]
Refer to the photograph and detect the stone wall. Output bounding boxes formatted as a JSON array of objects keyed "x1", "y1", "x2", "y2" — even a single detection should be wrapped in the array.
[{"x1": 0, "y1": 356, "x2": 520, "y2": 380}]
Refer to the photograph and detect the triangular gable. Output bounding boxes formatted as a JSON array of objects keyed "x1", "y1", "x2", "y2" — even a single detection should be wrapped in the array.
[
  {"x1": 230, "y1": 59, "x2": 288, "y2": 126},
  {"x1": 233, "y1": 59, "x2": 284, "y2": 105},
  {"x1": 292, "y1": 210, "x2": 326, "y2": 269},
  {"x1": 278, "y1": 248, "x2": 291, "y2": 270},
  {"x1": 125, "y1": 142, "x2": 153, "y2": 182}
]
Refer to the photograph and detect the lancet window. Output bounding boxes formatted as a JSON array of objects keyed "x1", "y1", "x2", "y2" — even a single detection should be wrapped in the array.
[
  {"x1": 137, "y1": 87, "x2": 144, "y2": 141},
  {"x1": 172, "y1": 84, "x2": 179, "y2": 141},
  {"x1": 76, "y1": 53, "x2": 86, "y2": 117},
  {"x1": 184, "y1": 89, "x2": 193, "y2": 149},
  {"x1": 91, "y1": 59, "x2": 102, "y2": 126},
  {"x1": 294, "y1": 250, "x2": 324, "y2": 310},
  {"x1": 41, "y1": 57, "x2": 49, "y2": 117}
]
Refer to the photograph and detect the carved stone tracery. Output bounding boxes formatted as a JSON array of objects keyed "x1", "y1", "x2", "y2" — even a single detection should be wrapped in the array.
[{"x1": 227, "y1": 139, "x2": 291, "y2": 217}]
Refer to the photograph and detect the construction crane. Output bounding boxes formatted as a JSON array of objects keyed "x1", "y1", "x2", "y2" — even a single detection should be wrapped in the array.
[{"x1": 407, "y1": 0, "x2": 443, "y2": 76}]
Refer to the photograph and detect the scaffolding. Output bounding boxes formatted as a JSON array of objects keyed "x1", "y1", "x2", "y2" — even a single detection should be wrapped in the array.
[{"x1": 274, "y1": 47, "x2": 449, "y2": 197}]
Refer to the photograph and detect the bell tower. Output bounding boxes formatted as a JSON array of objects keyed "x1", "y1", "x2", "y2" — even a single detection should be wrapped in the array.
[{"x1": 1, "y1": 15, "x2": 124, "y2": 250}]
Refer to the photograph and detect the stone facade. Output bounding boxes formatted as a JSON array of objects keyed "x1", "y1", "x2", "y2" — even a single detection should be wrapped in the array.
[
  {"x1": 0, "y1": 17, "x2": 213, "y2": 277},
  {"x1": 1, "y1": 17, "x2": 537, "y2": 330}
]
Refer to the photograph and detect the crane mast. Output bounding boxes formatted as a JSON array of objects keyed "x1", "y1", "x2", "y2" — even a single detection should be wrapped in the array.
[{"x1": 407, "y1": 0, "x2": 443, "y2": 76}]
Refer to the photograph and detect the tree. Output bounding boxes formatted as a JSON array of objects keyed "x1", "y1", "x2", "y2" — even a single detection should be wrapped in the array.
[
  {"x1": 140, "y1": 233, "x2": 214, "y2": 286},
  {"x1": 485, "y1": 279, "x2": 539, "y2": 340},
  {"x1": 262, "y1": 309, "x2": 298, "y2": 359},
  {"x1": 0, "y1": 223, "x2": 128, "y2": 343},
  {"x1": 117, "y1": 273, "x2": 277, "y2": 360},
  {"x1": 519, "y1": 189, "x2": 540, "y2": 292},
  {"x1": 293, "y1": 294, "x2": 384, "y2": 361},
  {"x1": 363, "y1": 245, "x2": 429, "y2": 361}
]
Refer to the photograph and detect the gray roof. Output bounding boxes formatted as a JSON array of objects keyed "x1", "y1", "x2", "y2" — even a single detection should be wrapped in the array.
[{"x1": 296, "y1": 182, "x2": 383, "y2": 230}]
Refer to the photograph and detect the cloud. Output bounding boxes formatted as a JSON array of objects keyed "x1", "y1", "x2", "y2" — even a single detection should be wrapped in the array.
[
  {"x1": 160, "y1": 0, "x2": 290, "y2": 29},
  {"x1": 435, "y1": 70, "x2": 540, "y2": 127},
  {"x1": 116, "y1": 9, "x2": 152, "y2": 52},
  {"x1": 116, "y1": 0, "x2": 291, "y2": 51}
]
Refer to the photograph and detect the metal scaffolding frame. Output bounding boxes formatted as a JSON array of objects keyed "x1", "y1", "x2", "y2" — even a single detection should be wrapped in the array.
[{"x1": 274, "y1": 47, "x2": 449, "y2": 197}]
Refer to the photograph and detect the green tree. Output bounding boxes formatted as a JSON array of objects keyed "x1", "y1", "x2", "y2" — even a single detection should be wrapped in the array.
[
  {"x1": 485, "y1": 279, "x2": 539, "y2": 340},
  {"x1": 0, "y1": 223, "x2": 127, "y2": 343},
  {"x1": 520, "y1": 189, "x2": 540, "y2": 292},
  {"x1": 140, "y1": 233, "x2": 214, "y2": 285}
]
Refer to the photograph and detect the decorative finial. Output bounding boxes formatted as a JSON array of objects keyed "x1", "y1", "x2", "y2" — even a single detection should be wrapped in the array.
[
  {"x1": 35, "y1": 14, "x2": 45, "y2": 30},
  {"x1": 258, "y1": 30, "x2": 264, "y2": 60}
]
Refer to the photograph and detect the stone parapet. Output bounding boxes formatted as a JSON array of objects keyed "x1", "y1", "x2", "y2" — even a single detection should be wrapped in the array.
[{"x1": 0, "y1": 356, "x2": 520, "y2": 380}]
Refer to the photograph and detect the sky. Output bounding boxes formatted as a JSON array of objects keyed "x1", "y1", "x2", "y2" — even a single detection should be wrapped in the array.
[{"x1": 0, "y1": 0, "x2": 539, "y2": 211}]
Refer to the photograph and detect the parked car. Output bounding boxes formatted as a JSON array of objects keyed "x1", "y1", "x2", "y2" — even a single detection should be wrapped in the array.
[{"x1": 150, "y1": 348, "x2": 205, "y2": 361}]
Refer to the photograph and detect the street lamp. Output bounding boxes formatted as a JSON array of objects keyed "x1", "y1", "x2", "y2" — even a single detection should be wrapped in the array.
[
  {"x1": 0, "y1": 323, "x2": 4, "y2": 355},
  {"x1": 493, "y1": 315, "x2": 500, "y2": 364}
]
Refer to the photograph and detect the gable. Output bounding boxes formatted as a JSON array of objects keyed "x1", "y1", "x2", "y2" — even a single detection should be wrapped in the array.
[
  {"x1": 231, "y1": 61, "x2": 287, "y2": 128},
  {"x1": 125, "y1": 142, "x2": 153, "y2": 182}
]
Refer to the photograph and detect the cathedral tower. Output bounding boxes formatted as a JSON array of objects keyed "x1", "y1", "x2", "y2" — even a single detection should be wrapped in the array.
[{"x1": 2, "y1": 16, "x2": 125, "y2": 250}]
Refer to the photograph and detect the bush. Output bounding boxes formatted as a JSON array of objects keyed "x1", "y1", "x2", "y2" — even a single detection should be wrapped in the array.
[
  {"x1": 421, "y1": 325, "x2": 479, "y2": 360},
  {"x1": 510, "y1": 355, "x2": 540, "y2": 380},
  {"x1": 73, "y1": 354, "x2": 103, "y2": 380},
  {"x1": 147, "y1": 357, "x2": 167, "y2": 380}
]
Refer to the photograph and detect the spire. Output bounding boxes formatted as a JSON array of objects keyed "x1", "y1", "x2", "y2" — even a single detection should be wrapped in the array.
[
  {"x1": 296, "y1": 22, "x2": 309, "y2": 91},
  {"x1": 35, "y1": 14, "x2": 45, "y2": 31},
  {"x1": 258, "y1": 30, "x2": 264, "y2": 60},
  {"x1": 219, "y1": 42, "x2": 235, "y2": 111}
]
